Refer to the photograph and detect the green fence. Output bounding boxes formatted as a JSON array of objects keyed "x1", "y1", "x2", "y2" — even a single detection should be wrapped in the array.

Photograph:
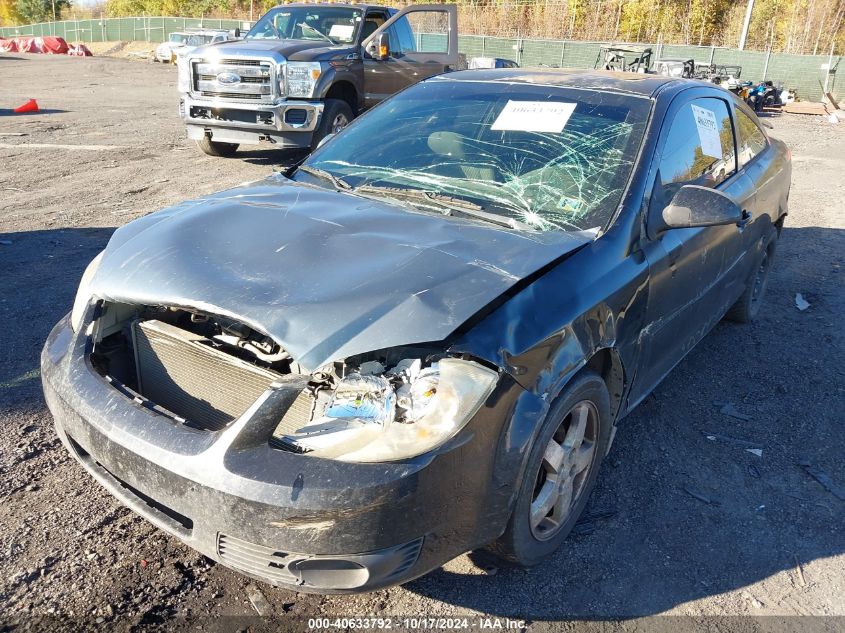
[{"x1": 2, "y1": 17, "x2": 841, "y2": 101}]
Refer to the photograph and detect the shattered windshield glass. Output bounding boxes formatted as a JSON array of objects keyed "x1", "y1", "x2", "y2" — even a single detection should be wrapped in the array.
[{"x1": 299, "y1": 78, "x2": 651, "y2": 232}]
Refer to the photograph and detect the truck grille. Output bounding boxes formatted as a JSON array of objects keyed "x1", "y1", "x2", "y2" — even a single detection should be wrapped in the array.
[
  {"x1": 192, "y1": 59, "x2": 274, "y2": 103},
  {"x1": 131, "y1": 320, "x2": 280, "y2": 431}
]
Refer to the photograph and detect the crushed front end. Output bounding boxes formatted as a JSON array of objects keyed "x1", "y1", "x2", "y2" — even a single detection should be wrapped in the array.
[{"x1": 41, "y1": 300, "x2": 521, "y2": 593}]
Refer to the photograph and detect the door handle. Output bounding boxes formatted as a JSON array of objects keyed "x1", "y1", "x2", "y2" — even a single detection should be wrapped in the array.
[{"x1": 737, "y1": 210, "x2": 752, "y2": 229}]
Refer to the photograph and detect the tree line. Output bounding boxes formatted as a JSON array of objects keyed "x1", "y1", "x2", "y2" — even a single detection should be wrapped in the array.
[{"x1": 2, "y1": 0, "x2": 843, "y2": 55}]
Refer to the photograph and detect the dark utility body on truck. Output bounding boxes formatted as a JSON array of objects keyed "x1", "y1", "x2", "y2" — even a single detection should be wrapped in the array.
[{"x1": 177, "y1": 3, "x2": 459, "y2": 156}]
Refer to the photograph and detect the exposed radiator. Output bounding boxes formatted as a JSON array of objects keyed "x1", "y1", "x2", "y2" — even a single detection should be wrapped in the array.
[{"x1": 131, "y1": 319, "x2": 280, "y2": 431}]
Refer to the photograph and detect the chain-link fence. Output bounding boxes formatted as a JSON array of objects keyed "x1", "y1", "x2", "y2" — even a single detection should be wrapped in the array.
[{"x1": 1, "y1": 17, "x2": 841, "y2": 100}]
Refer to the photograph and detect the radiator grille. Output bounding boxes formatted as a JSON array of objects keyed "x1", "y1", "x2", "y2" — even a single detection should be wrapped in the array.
[
  {"x1": 132, "y1": 320, "x2": 280, "y2": 431},
  {"x1": 217, "y1": 533, "x2": 298, "y2": 584},
  {"x1": 192, "y1": 59, "x2": 274, "y2": 102}
]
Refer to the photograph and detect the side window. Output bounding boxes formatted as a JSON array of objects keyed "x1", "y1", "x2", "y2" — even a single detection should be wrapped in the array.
[
  {"x1": 735, "y1": 108, "x2": 768, "y2": 168},
  {"x1": 361, "y1": 10, "x2": 387, "y2": 41},
  {"x1": 387, "y1": 16, "x2": 417, "y2": 55},
  {"x1": 659, "y1": 98, "x2": 736, "y2": 201},
  {"x1": 390, "y1": 9, "x2": 450, "y2": 55}
]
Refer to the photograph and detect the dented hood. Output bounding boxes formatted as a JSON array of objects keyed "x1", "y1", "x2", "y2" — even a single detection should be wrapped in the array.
[{"x1": 91, "y1": 177, "x2": 590, "y2": 372}]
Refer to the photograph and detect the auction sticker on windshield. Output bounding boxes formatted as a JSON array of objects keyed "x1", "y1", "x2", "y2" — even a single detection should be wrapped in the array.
[{"x1": 491, "y1": 101, "x2": 577, "y2": 133}]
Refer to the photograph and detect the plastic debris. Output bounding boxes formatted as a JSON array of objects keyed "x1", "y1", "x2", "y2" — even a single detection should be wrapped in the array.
[
  {"x1": 702, "y1": 431, "x2": 760, "y2": 450},
  {"x1": 799, "y1": 461, "x2": 845, "y2": 500},
  {"x1": 795, "y1": 293, "x2": 810, "y2": 310},
  {"x1": 717, "y1": 402, "x2": 752, "y2": 421},
  {"x1": 746, "y1": 448, "x2": 763, "y2": 457},
  {"x1": 247, "y1": 584, "x2": 272, "y2": 616},
  {"x1": 0, "y1": 240, "x2": 12, "y2": 246},
  {"x1": 683, "y1": 486, "x2": 720, "y2": 506}
]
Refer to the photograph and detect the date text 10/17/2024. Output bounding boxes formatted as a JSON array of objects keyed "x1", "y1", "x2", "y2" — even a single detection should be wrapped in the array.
[{"x1": 307, "y1": 618, "x2": 528, "y2": 630}]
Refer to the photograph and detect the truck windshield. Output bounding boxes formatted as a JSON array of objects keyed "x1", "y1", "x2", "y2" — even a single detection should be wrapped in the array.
[
  {"x1": 247, "y1": 7, "x2": 363, "y2": 44},
  {"x1": 300, "y1": 79, "x2": 651, "y2": 232},
  {"x1": 169, "y1": 33, "x2": 188, "y2": 44},
  {"x1": 186, "y1": 34, "x2": 215, "y2": 46}
]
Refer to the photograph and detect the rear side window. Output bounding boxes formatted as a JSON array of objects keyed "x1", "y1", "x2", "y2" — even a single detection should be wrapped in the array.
[
  {"x1": 735, "y1": 108, "x2": 768, "y2": 168},
  {"x1": 659, "y1": 98, "x2": 736, "y2": 200}
]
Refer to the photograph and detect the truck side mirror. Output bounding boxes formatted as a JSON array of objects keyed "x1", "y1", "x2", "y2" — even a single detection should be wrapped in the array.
[
  {"x1": 367, "y1": 33, "x2": 390, "y2": 61},
  {"x1": 650, "y1": 184, "x2": 743, "y2": 237}
]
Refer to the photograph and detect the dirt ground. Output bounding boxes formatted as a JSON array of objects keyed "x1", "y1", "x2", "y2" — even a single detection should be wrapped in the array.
[{"x1": 1, "y1": 55, "x2": 844, "y2": 630}]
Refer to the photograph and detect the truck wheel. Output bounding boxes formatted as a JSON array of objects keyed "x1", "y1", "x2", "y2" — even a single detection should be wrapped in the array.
[
  {"x1": 197, "y1": 136, "x2": 239, "y2": 158},
  {"x1": 488, "y1": 370, "x2": 612, "y2": 567},
  {"x1": 311, "y1": 99, "x2": 353, "y2": 151}
]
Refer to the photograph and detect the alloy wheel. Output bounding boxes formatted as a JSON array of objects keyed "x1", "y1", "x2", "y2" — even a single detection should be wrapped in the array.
[
  {"x1": 530, "y1": 400, "x2": 599, "y2": 541},
  {"x1": 331, "y1": 113, "x2": 349, "y2": 134}
]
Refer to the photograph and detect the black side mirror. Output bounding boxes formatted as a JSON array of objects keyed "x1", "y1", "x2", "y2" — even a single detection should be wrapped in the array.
[
  {"x1": 650, "y1": 184, "x2": 743, "y2": 237},
  {"x1": 366, "y1": 33, "x2": 390, "y2": 61}
]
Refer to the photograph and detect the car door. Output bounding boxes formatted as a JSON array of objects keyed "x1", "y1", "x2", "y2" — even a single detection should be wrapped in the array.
[
  {"x1": 634, "y1": 93, "x2": 755, "y2": 396},
  {"x1": 361, "y1": 4, "x2": 458, "y2": 108}
]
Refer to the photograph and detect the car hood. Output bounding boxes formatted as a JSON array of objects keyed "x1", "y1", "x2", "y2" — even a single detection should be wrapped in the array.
[
  {"x1": 90, "y1": 176, "x2": 590, "y2": 372},
  {"x1": 196, "y1": 38, "x2": 349, "y2": 60}
]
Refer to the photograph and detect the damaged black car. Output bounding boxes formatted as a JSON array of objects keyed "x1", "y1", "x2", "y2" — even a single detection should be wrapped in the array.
[{"x1": 42, "y1": 69, "x2": 791, "y2": 593}]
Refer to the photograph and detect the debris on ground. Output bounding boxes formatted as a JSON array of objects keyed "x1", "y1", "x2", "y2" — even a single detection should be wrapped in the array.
[
  {"x1": 247, "y1": 584, "x2": 272, "y2": 616},
  {"x1": 0, "y1": 240, "x2": 13, "y2": 245},
  {"x1": 799, "y1": 461, "x2": 845, "y2": 500},
  {"x1": 794, "y1": 554, "x2": 806, "y2": 587},
  {"x1": 795, "y1": 293, "x2": 811, "y2": 310},
  {"x1": 702, "y1": 431, "x2": 761, "y2": 450},
  {"x1": 714, "y1": 401, "x2": 752, "y2": 421},
  {"x1": 683, "y1": 487, "x2": 720, "y2": 506},
  {"x1": 746, "y1": 448, "x2": 764, "y2": 457},
  {"x1": 571, "y1": 507, "x2": 618, "y2": 536}
]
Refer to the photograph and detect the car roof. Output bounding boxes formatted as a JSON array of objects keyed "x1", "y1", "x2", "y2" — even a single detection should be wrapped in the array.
[{"x1": 439, "y1": 68, "x2": 697, "y2": 98}]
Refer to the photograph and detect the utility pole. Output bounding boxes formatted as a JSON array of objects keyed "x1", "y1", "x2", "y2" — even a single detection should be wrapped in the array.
[{"x1": 738, "y1": 0, "x2": 755, "y2": 50}]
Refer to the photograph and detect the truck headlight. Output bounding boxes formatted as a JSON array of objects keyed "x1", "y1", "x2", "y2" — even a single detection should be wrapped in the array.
[
  {"x1": 285, "y1": 62, "x2": 322, "y2": 98},
  {"x1": 70, "y1": 251, "x2": 104, "y2": 333},
  {"x1": 176, "y1": 56, "x2": 191, "y2": 92},
  {"x1": 283, "y1": 358, "x2": 498, "y2": 463}
]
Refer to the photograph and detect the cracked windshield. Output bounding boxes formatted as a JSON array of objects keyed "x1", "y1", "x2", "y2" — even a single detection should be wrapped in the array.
[
  {"x1": 246, "y1": 6, "x2": 363, "y2": 43},
  {"x1": 299, "y1": 79, "x2": 651, "y2": 232}
]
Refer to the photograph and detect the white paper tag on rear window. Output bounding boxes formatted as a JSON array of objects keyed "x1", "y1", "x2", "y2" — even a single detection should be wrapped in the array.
[
  {"x1": 329, "y1": 24, "x2": 355, "y2": 39},
  {"x1": 691, "y1": 104, "x2": 723, "y2": 159},
  {"x1": 491, "y1": 101, "x2": 577, "y2": 133}
]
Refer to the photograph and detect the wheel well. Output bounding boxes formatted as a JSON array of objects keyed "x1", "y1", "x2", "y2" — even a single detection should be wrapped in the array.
[
  {"x1": 584, "y1": 348, "x2": 624, "y2": 421},
  {"x1": 325, "y1": 81, "x2": 358, "y2": 115}
]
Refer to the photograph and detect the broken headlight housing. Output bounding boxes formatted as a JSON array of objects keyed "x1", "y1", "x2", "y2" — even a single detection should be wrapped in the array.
[
  {"x1": 70, "y1": 251, "x2": 104, "y2": 333},
  {"x1": 284, "y1": 358, "x2": 498, "y2": 463}
]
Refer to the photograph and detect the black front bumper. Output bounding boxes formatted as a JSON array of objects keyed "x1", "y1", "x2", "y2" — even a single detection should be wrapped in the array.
[{"x1": 41, "y1": 315, "x2": 528, "y2": 593}]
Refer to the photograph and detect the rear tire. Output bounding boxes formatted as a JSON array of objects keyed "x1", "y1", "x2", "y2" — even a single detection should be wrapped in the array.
[
  {"x1": 310, "y1": 99, "x2": 353, "y2": 152},
  {"x1": 488, "y1": 370, "x2": 612, "y2": 566},
  {"x1": 197, "y1": 136, "x2": 239, "y2": 158},
  {"x1": 725, "y1": 227, "x2": 777, "y2": 323}
]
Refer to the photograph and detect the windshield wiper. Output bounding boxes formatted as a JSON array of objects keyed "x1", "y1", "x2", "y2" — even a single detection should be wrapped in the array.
[
  {"x1": 297, "y1": 165, "x2": 352, "y2": 190},
  {"x1": 299, "y1": 22, "x2": 336, "y2": 44},
  {"x1": 354, "y1": 185, "x2": 533, "y2": 230}
]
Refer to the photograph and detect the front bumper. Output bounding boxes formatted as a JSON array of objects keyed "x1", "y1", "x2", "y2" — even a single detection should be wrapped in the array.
[
  {"x1": 180, "y1": 95, "x2": 323, "y2": 148},
  {"x1": 41, "y1": 315, "x2": 521, "y2": 592}
]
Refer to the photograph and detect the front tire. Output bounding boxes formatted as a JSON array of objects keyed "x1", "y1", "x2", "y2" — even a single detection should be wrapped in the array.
[
  {"x1": 310, "y1": 99, "x2": 353, "y2": 151},
  {"x1": 489, "y1": 370, "x2": 612, "y2": 566},
  {"x1": 725, "y1": 227, "x2": 777, "y2": 323},
  {"x1": 197, "y1": 136, "x2": 239, "y2": 158}
]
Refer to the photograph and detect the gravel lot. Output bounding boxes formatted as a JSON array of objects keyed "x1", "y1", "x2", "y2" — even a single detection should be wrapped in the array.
[{"x1": 1, "y1": 55, "x2": 844, "y2": 630}]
